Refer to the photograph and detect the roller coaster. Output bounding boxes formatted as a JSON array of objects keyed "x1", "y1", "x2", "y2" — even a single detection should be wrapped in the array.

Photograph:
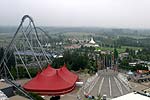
[
  {"x1": 0, "y1": 15, "x2": 56, "y2": 99},
  {"x1": 0, "y1": 15, "x2": 52, "y2": 80}
]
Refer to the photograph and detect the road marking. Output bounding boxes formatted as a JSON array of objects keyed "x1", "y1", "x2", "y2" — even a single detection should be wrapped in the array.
[
  {"x1": 114, "y1": 77, "x2": 123, "y2": 95},
  {"x1": 84, "y1": 73, "x2": 98, "y2": 90},
  {"x1": 98, "y1": 77, "x2": 104, "y2": 96},
  {"x1": 109, "y1": 77, "x2": 112, "y2": 96},
  {"x1": 88, "y1": 76, "x2": 100, "y2": 94},
  {"x1": 117, "y1": 76, "x2": 130, "y2": 92}
]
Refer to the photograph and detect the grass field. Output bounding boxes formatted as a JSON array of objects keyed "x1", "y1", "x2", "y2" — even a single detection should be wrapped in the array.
[{"x1": 96, "y1": 46, "x2": 142, "y2": 53}]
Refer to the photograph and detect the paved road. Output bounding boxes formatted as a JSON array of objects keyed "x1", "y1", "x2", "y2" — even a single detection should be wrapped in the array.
[{"x1": 89, "y1": 69, "x2": 131, "y2": 98}]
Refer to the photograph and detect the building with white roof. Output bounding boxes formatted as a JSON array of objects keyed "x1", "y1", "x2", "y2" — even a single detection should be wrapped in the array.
[
  {"x1": 84, "y1": 37, "x2": 99, "y2": 47},
  {"x1": 112, "y1": 92, "x2": 150, "y2": 100},
  {"x1": 89, "y1": 37, "x2": 96, "y2": 44}
]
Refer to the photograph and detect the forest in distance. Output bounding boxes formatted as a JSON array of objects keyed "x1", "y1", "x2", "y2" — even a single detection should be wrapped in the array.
[{"x1": 1, "y1": 26, "x2": 150, "y2": 48}]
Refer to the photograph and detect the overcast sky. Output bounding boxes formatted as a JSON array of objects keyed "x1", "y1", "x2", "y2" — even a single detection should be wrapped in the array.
[{"x1": 1, "y1": 0, "x2": 150, "y2": 28}]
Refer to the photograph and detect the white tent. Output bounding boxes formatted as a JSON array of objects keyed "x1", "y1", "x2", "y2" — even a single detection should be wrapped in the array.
[
  {"x1": 127, "y1": 70, "x2": 134, "y2": 75},
  {"x1": 89, "y1": 37, "x2": 96, "y2": 44}
]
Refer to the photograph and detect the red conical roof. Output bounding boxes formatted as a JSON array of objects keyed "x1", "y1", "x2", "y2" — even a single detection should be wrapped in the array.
[{"x1": 23, "y1": 64, "x2": 78, "y2": 96}]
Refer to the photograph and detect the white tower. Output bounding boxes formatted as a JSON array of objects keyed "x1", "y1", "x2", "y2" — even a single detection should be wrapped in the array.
[{"x1": 89, "y1": 37, "x2": 96, "y2": 44}]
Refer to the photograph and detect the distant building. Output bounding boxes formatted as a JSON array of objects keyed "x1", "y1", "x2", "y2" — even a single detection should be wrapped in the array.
[
  {"x1": 100, "y1": 50, "x2": 111, "y2": 55},
  {"x1": 84, "y1": 37, "x2": 99, "y2": 47},
  {"x1": 129, "y1": 60, "x2": 150, "y2": 68},
  {"x1": 71, "y1": 38, "x2": 78, "y2": 44},
  {"x1": 64, "y1": 44, "x2": 81, "y2": 49},
  {"x1": 119, "y1": 52, "x2": 129, "y2": 60},
  {"x1": 45, "y1": 43, "x2": 51, "y2": 47},
  {"x1": 89, "y1": 37, "x2": 96, "y2": 44},
  {"x1": 129, "y1": 62, "x2": 137, "y2": 67},
  {"x1": 56, "y1": 42, "x2": 63, "y2": 45}
]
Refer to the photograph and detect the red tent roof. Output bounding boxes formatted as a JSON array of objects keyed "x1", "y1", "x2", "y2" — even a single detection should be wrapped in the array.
[{"x1": 23, "y1": 64, "x2": 78, "y2": 95}]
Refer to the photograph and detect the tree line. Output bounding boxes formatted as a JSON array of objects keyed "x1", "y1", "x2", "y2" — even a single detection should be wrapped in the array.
[
  {"x1": 52, "y1": 50, "x2": 97, "y2": 73},
  {"x1": 119, "y1": 48, "x2": 149, "y2": 71}
]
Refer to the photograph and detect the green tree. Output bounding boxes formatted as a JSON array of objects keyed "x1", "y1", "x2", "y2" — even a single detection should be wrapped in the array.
[{"x1": 114, "y1": 48, "x2": 118, "y2": 64}]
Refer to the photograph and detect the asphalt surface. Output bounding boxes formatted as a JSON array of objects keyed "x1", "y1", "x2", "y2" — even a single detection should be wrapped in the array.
[{"x1": 88, "y1": 69, "x2": 131, "y2": 98}]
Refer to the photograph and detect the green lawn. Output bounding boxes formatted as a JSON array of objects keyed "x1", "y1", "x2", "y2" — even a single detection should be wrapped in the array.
[
  {"x1": 96, "y1": 46, "x2": 142, "y2": 53},
  {"x1": 121, "y1": 46, "x2": 141, "y2": 50}
]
